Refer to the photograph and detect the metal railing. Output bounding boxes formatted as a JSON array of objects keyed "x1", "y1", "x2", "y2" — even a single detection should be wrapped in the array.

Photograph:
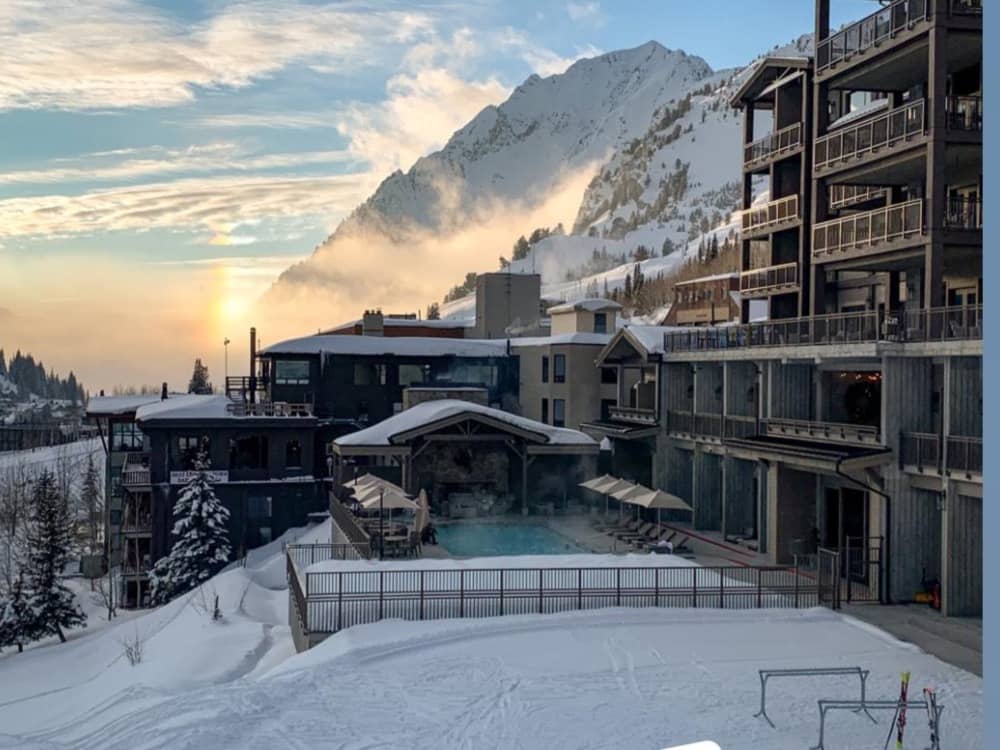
[
  {"x1": 815, "y1": 99, "x2": 925, "y2": 170},
  {"x1": 724, "y1": 415, "x2": 758, "y2": 439},
  {"x1": 741, "y1": 194, "x2": 799, "y2": 236},
  {"x1": 944, "y1": 195, "x2": 982, "y2": 229},
  {"x1": 816, "y1": 0, "x2": 928, "y2": 71},
  {"x1": 951, "y1": 0, "x2": 982, "y2": 13},
  {"x1": 764, "y1": 418, "x2": 881, "y2": 445},
  {"x1": 662, "y1": 305, "x2": 982, "y2": 353},
  {"x1": 744, "y1": 122, "x2": 803, "y2": 169},
  {"x1": 608, "y1": 405, "x2": 659, "y2": 425},
  {"x1": 225, "y1": 375, "x2": 268, "y2": 401},
  {"x1": 667, "y1": 411, "x2": 693, "y2": 435},
  {"x1": 829, "y1": 185, "x2": 885, "y2": 210},
  {"x1": 946, "y1": 95, "x2": 982, "y2": 131},
  {"x1": 740, "y1": 262, "x2": 798, "y2": 294},
  {"x1": 121, "y1": 452, "x2": 151, "y2": 487},
  {"x1": 900, "y1": 431, "x2": 941, "y2": 470},
  {"x1": 292, "y1": 563, "x2": 818, "y2": 638},
  {"x1": 813, "y1": 199, "x2": 923, "y2": 259},
  {"x1": 288, "y1": 543, "x2": 368, "y2": 568},
  {"x1": 946, "y1": 436, "x2": 983, "y2": 475},
  {"x1": 329, "y1": 499, "x2": 374, "y2": 558},
  {"x1": 226, "y1": 400, "x2": 314, "y2": 417},
  {"x1": 694, "y1": 413, "x2": 723, "y2": 439}
]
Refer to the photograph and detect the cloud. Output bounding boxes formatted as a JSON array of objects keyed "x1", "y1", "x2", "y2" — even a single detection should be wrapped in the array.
[
  {"x1": 566, "y1": 2, "x2": 605, "y2": 24},
  {"x1": 0, "y1": 143, "x2": 355, "y2": 185},
  {"x1": 190, "y1": 112, "x2": 342, "y2": 130},
  {"x1": 0, "y1": 0, "x2": 436, "y2": 111},
  {"x1": 499, "y1": 29, "x2": 602, "y2": 77},
  {"x1": 0, "y1": 174, "x2": 366, "y2": 239}
]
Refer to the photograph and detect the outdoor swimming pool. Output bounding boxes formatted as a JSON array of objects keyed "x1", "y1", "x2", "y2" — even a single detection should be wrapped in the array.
[{"x1": 436, "y1": 520, "x2": 590, "y2": 557}]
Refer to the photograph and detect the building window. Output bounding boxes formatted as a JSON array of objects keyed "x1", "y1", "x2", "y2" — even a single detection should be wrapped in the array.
[
  {"x1": 248, "y1": 495, "x2": 272, "y2": 520},
  {"x1": 541, "y1": 356, "x2": 550, "y2": 383},
  {"x1": 553, "y1": 354, "x2": 566, "y2": 383},
  {"x1": 600, "y1": 367, "x2": 618, "y2": 384},
  {"x1": 229, "y1": 435, "x2": 269, "y2": 470},
  {"x1": 274, "y1": 359, "x2": 310, "y2": 385},
  {"x1": 354, "y1": 363, "x2": 387, "y2": 386},
  {"x1": 552, "y1": 399, "x2": 566, "y2": 427},
  {"x1": 600, "y1": 399, "x2": 616, "y2": 421},
  {"x1": 399, "y1": 364, "x2": 428, "y2": 386},
  {"x1": 594, "y1": 312, "x2": 607, "y2": 333},
  {"x1": 111, "y1": 421, "x2": 144, "y2": 452},
  {"x1": 177, "y1": 435, "x2": 208, "y2": 470},
  {"x1": 541, "y1": 398, "x2": 549, "y2": 424},
  {"x1": 286, "y1": 439, "x2": 302, "y2": 469}
]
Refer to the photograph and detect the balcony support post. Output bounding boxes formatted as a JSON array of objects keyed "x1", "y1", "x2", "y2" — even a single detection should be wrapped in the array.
[{"x1": 924, "y1": 24, "x2": 948, "y2": 308}]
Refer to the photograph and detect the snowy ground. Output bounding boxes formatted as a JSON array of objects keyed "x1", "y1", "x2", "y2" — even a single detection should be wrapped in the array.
[{"x1": 0, "y1": 515, "x2": 982, "y2": 750}]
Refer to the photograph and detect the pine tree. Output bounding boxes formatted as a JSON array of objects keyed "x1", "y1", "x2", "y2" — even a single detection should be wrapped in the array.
[
  {"x1": 512, "y1": 235, "x2": 530, "y2": 261},
  {"x1": 80, "y1": 455, "x2": 102, "y2": 556},
  {"x1": 149, "y1": 453, "x2": 231, "y2": 605},
  {"x1": 24, "y1": 471, "x2": 85, "y2": 643},
  {"x1": 188, "y1": 359, "x2": 212, "y2": 394},
  {"x1": 425, "y1": 303, "x2": 441, "y2": 320},
  {"x1": 0, "y1": 571, "x2": 34, "y2": 653},
  {"x1": 0, "y1": 349, "x2": 6, "y2": 379}
]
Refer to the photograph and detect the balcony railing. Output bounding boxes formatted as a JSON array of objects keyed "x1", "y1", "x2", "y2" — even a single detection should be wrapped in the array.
[
  {"x1": 944, "y1": 195, "x2": 981, "y2": 229},
  {"x1": 693, "y1": 414, "x2": 722, "y2": 439},
  {"x1": 226, "y1": 400, "x2": 314, "y2": 417},
  {"x1": 121, "y1": 514, "x2": 153, "y2": 534},
  {"x1": 900, "y1": 432, "x2": 982, "y2": 476},
  {"x1": 608, "y1": 405, "x2": 658, "y2": 425},
  {"x1": 740, "y1": 262, "x2": 798, "y2": 294},
  {"x1": 764, "y1": 418, "x2": 881, "y2": 446},
  {"x1": 121, "y1": 452, "x2": 151, "y2": 487},
  {"x1": 816, "y1": 0, "x2": 928, "y2": 72},
  {"x1": 724, "y1": 415, "x2": 758, "y2": 440},
  {"x1": 662, "y1": 304, "x2": 982, "y2": 353},
  {"x1": 741, "y1": 195, "x2": 799, "y2": 237},
  {"x1": 946, "y1": 95, "x2": 982, "y2": 131},
  {"x1": 744, "y1": 123, "x2": 803, "y2": 169},
  {"x1": 951, "y1": 0, "x2": 982, "y2": 14},
  {"x1": 667, "y1": 411, "x2": 693, "y2": 435},
  {"x1": 225, "y1": 375, "x2": 268, "y2": 402},
  {"x1": 813, "y1": 199, "x2": 924, "y2": 260},
  {"x1": 815, "y1": 99, "x2": 925, "y2": 171},
  {"x1": 829, "y1": 185, "x2": 885, "y2": 210}
]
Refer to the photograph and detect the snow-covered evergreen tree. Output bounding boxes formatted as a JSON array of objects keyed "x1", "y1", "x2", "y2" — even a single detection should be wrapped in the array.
[
  {"x1": 188, "y1": 358, "x2": 213, "y2": 394},
  {"x1": 149, "y1": 453, "x2": 231, "y2": 605},
  {"x1": 0, "y1": 570, "x2": 34, "y2": 653},
  {"x1": 79, "y1": 455, "x2": 103, "y2": 556},
  {"x1": 24, "y1": 470, "x2": 85, "y2": 643}
]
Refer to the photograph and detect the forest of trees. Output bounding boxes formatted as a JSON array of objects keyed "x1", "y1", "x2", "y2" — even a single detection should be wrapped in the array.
[{"x1": 0, "y1": 349, "x2": 85, "y2": 403}]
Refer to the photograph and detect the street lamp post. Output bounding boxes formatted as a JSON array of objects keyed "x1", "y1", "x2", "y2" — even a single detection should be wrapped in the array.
[
  {"x1": 224, "y1": 338, "x2": 230, "y2": 384},
  {"x1": 379, "y1": 487, "x2": 385, "y2": 561}
]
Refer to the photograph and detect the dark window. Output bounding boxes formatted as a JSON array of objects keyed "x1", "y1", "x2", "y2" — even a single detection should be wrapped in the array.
[
  {"x1": 286, "y1": 439, "x2": 303, "y2": 468},
  {"x1": 229, "y1": 435, "x2": 269, "y2": 470},
  {"x1": 594, "y1": 312, "x2": 607, "y2": 333},
  {"x1": 553, "y1": 354, "x2": 567, "y2": 383},
  {"x1": 353, "y1": 363, "x2": 386, "y2": 385},
  {"x1": 541, "y1": 356, "x2": 549, "y2": 383},
  {"x1": 399, "y1": 364, "x2": 428, "y2": 386},
  {"x1": 247, "y1": 496, "x2": 272, "y2": 519},
  {"x1": 601, "y1": 367, "x2": 618, "y2": 384},
  {"x1": 553, "y1": 399, "x2": 566, "y2": 427},
  {"x1": 274, "y1": 359, "x2": 310, "y2": 385},
  {"x1": 541, "y1": 398, "x2": 549, "y2": 424},
  {"x1": 600, "y1": 399, "x2": 616, "y2": 421},
  {"x1": 177, "y1": 435, "x2": 207, "y2": 470},
  {"x1": 111, "y1": 421, "x2": 144, "y2": 452}
]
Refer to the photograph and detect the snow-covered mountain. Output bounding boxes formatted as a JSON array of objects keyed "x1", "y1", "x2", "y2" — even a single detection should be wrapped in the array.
[{"x1": 262, "y1": 35, "x2": 812, "y2": 324}]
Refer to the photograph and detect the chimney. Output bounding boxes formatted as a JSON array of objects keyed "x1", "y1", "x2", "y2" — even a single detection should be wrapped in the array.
[
  {"x1": 99, "y1": 389, "x2": 105, "y2": 397},
  {"x1": 249, "y1": 327, "x2": 257, "y2": 404},
  {"x1": 161, "y1": 382, "x2": 168, "y2": 401},
  {"x1": 362, "y1": 309, "x2": 384, "y2": 337}
]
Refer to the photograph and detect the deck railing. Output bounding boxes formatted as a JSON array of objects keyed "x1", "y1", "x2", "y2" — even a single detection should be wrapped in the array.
[
  {"x1": 744, "y1": 122, "x2": 803, "y2": 169},
  {"x1": 226, "y1": 400, "x2": 314, "y2": 417},
  {"x1": 608, "y1": 405, "x2": 659, "y2": 425},
  {"x1": 765, "y1": 419, "x2": 881, "y2": 446},
  {"x1": 121, "y1": 452, "x2": 151, "y2": 487},
  {"x1": 694, "y1": 413, "x2": 723, "y2": 439},
  {"x1": 946, "y1": 436, "x2": 983, "y2": 475},
  {"x1": 667, "y1": 411, "x2": 693, "y2": 435},
  {"x1": 951, "y1": 0, "x2": 982, "y2": 14},
  {"x1": 897, "y1": 304, "x2": 982, "y2": 342},
  {"x1": 816, "y1": 0, "x2": 928, "y2": 71},
  {"x1": 290, "y1": 563, "x2": 817, "y2": 639},
  {"x1": 813, "y1": 199, "x2": 924, "y2": 259},
  {"x1": 900, "y1": 431, "x2": 941, "y2": 471},
  {"x1": 740, "y1": 262, "x2": 798, "y2": 294},
  {"x1": 815, "y1": 99, "x2": 925, "y2": 170},
  {"x1": 946, "y1": 95, "x2": 982, "y2": 131},
  {"x1": 741, "y1": 194, "x2": 799, "y2": 237},
  {"x1": 829, "y1": 185, "x2": 885, "y2": 210},
  {"x1": 944, "y1": 195, "x2": 982, "y2": 229},
  {"x1": 724, "y1": 415, "x2": 758, "y2": 440}
]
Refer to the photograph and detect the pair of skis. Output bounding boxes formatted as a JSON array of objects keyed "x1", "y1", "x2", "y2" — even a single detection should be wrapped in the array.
[{"x1": 884, "y1": 672, "x2": 941, "y2": 750}]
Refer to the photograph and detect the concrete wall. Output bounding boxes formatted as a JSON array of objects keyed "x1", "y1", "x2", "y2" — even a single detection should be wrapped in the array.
[
  {"x1": 516, "y1": 343, "x2": 614, "y2": 429},
  {"x1": 693, "y1": 451, "x2": 722, "y2": 530},
  {"x1": 943, "y1": 490, "x2": 982, "y2": 616},
  {"x1": 768, "y1": 363, "x2": 813, "y2": 419},
  {"x1": 949, "y1": 356, "x2": 982, "y2": 437},
  {"x1": 723, "y1": 456, "x2": 757, "y2": 538},
  {"x1": 725, "y1": 362, "x2": 758, "y2": 419},
  {"x1": 549, "y1": 308, "x2": 617, "y2": 335},
  {"x1": 694, "y1": 365, "x2": 724, "y2": 415},
  {"x1": 474, "y1": 273, "x2": 542, "y2": 338},
  {"x1": 768, "y1": 465, "x2": 816, "y2": 564}
]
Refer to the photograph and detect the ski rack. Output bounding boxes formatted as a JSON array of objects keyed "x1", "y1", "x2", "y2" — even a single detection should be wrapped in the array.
[
  {"x1": 753, "y1": 667, "x2": 874, "y2": 728},
  {"x1": 809, "y1": 699, "x2": 942, "y2": 750}
]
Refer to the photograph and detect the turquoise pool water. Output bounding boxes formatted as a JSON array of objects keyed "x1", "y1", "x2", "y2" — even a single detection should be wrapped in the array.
[{"x1": 436, "y1": 521, "x2": 589, "y2": 557}]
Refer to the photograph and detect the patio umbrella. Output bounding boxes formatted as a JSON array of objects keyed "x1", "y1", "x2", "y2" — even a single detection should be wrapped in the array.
[
  {"x1": 631, "y1": 489, "x2": 693, "y2": 527},
  {"x1": 343, "y1": 473, "x2": 401, "y2": 492},
  {"x1": 578, "y1": 474, "x2": 616, "y2": 491},
  {"x1": 358, "y1": 488, "x2": 419, "y2": 512},
  {"x1": 352, "y1": 479, "x2": 407, "y2": 503},
  {"x1": 613, "y1": 483, "x2": 653, "y2": 522},
  {"x1": 588, "y1": 477, "x2": 631, "y2": 518}
]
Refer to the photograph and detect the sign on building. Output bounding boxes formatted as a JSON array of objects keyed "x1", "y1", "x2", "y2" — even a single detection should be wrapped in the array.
[{"x1": 169, "y1": 470, "x2": 229, "y2": 485}]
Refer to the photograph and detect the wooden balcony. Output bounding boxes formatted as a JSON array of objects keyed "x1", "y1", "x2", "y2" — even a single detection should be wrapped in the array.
[
  {"x1": 121, "y1": 452, "x2": 151, "y2": 487},
  {"x1": 608, "y1": 405, "x2": 658, "y2": 426},
  {"x1": 816, "y1": 0, "x2": 928, "y2": 74},
  {"x1": 741, "y1": 195, "x2": 799, "y2": 238},
  {"x1": 739, "y1": 262, "x2": 798, "y2": 296},
  {"x1": 744, "y1": 123, "x2": 803, "y2": 170},
  {"x1": 764, "y1": 418, "x2": 881, "y2": 446},
  {"x1": 813, "y1": 199, "x2": 924, "y2": 264},
  {"x1": 815, "y1": 99, "x2": 925, "y2": 173}
]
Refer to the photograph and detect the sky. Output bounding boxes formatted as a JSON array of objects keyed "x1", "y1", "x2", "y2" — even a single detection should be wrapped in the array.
[{"x1": 0, "y1": 0, "x2": 875, "y2": 393}]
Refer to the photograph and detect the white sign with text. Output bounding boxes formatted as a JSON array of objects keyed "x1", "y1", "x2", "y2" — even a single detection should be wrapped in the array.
[{"x1": 169, "y1": 470, "x2": 229, "y2": 485}]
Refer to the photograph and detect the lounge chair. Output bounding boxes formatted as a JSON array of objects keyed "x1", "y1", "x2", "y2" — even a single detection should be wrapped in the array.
[
  {"x1": 606, "y1": 520, "x2": 642, "y2": 538},
  {"x1": 616, "y1": 522, "x2": 654, "y2": 541}
]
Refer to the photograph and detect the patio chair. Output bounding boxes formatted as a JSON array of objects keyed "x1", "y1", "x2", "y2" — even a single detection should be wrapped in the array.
[
  {"x1": 616, "y1": 522, "x2": 655, "y2": 541},
  {"x1": 605, "y1": 519, "x2": 642, "y2": 537}
]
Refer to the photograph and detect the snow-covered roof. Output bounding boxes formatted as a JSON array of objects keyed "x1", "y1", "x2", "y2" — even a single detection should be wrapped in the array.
[
  {"x1": 323, "y1": 317, "x2": 472, "y2": 333},
  {"x1": 135, "y1": 394, "x2": 234, "y2": 422},
  {"x1": 673, "y1": 272, "x2": 739, "y2": 286},
  {"x1": 509, "y1": 333, "x2": 612, "y2": 347},
  {"x1": 335, "y1": 399, "x2": 597, "y2": 448},
  {"x1": 759, "y1": 70, "x2": 804, "y2": 98},
  {"x1": 828, "y1": 97, "x2": 889, "y2": 130},
  {"x1": 87, "y1": 394, "x2": 169, "y2": 416},
  {"x1": 262, "y1": 334, "x2": 508, "y2": 358},
  {"x1": 621, "y1": 325, "x2": 673, "y2": 355},
  {"x1": 547, "y1": 298, "x2": 622, "y2": 314}
]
